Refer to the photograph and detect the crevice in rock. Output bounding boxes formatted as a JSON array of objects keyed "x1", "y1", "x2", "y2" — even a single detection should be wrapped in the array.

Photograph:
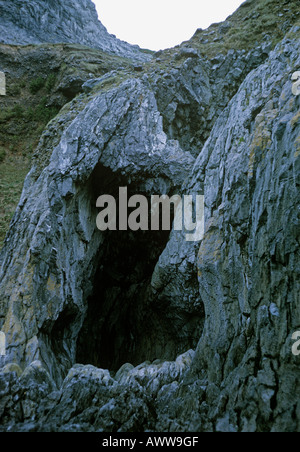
[
  {"x1": 39, "y1": 304, "x2": 81, "y2": 383},
  {"x1": 75, "y1": 163, "x2": 202, "y2": 372}
]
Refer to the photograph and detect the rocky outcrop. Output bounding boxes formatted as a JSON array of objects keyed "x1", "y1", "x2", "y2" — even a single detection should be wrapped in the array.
[
  {"x1": 0, "y1": 0, "x2": 299, "y2": 433},
  {"x1": 156, "y1": 34, "x2": 300, "y2": 432},
  {"x1": 0, "y1": 0, "x2": 151, "y2": 61},
  {"x1": 0, "y1": 75, "x2": 196, "y2": 384}
]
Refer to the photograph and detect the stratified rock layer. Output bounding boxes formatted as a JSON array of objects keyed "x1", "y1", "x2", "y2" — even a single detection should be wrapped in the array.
[
  {"x1": 0, "y1": 1, "x2": 299, "y2": 434},
  {"x1": 0, "y1": 0, "x2": 150, "y2": 61}
]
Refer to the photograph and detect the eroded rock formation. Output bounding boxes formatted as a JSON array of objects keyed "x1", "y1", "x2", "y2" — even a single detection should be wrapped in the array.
[
  {"x1": 0, "y1": 0, "x2": 299, "y2": 433},
  {"x1": 0, "y1": 0, "x2": 150, "y2": 61}
]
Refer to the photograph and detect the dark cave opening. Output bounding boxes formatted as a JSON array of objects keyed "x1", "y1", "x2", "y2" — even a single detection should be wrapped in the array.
[
  {"x1": 76, "y1": 228, "x2": 172, "y2": 371},
  {"x1": 75, "y1": 163, "x2": 203, "y2": 372}
]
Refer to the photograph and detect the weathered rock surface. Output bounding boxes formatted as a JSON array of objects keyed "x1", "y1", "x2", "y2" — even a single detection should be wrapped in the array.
[
  {"x1": 0, "y1": 75, "x2": 196, "y2": 385},
  {"x1": 158, "y1": 33, "x2": 300, "y2": 433},
  {"x1": 0, "y1": 0, "x2": 299, "y2": 433},
  {"x1": 0, "y1": 0, "x2": 151, "y2": 61}
]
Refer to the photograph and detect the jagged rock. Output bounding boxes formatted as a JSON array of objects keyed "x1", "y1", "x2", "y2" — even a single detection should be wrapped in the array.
[
  {"x1": 1, "y1": 363, "x2": 22, "y2": 377},
  {"x1": 182, "y1": 33, "x2": 300, "y2": 433},
  {"x1": 82, "y1": 73, "x2": 118, "y2": 94},
  {"x1": 0, "y1": 75, "x2": 195, "y2": 386},
  {"x1": 0, "y1": 0, "x2": 151, "y2": 62},
  {"x1": 0, "y1": 0, "x2": 299, "y2": 434}
]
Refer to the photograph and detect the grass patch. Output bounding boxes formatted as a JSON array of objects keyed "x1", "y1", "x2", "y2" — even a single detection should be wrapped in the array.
[
  {"x1": 29, "y1": 76, "x2": 45, "y2": 94},
  {"x1": 0, "y1": 156, "x2": 30, "y2": 249},
  {"x1": 0, "y1": 42, "x2": 138, "y2": 248},
  {"x1": 186, "y1": 0, "x2": 300, "y2": 59},
  {"x1": 0, "y1": 98, "x2": 60, "y2": 124},
  {"x1": 0, "y1": 147, "x2": 6, "y2": 163},
  {"x1": 45, "y1": 74, "x2": 57, "y2": 93},
  {"x1": 26, "y1": 97, "x2": 60, "y2": 122}
]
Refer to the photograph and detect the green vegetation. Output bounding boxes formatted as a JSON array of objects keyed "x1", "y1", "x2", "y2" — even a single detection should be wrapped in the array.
[
  {"x1": 94, "y1": 74, "x2": 129, "y2": 93},
  {"x1": 0, "y1": 76, "x2": 60, "y2": 249},
  {"x1": 0, "y1": 87, "x2": 52, "y2": 249},
  {"x1": 0, "y1": 1, "x2": 299, "y2": 250},
  {"x1": 8, "y1": 83, "x2": 21, "y2": 97},
  {"x1": 141, "y1": 48, "x2": 155, "y2": 55},
  {"x1": 145, "y1": 0, "x2": 300, "y2": 78},
  {"x1": 0, "y1": 156, "x2": 30, "y2": 247},
  {"x1": 29, "y1": 76, "x2": 46, "y2": 94},
  {"x1": 0, "y1": 147, "x2": 6, "y2": 163},
  {"x1": 0, "y1": 42, "x2": 138, "y2": 250},
  {"x1": 26, "y1": 97, "x2": 60, "y2": 122},
  {"x1": 0, "y1": 99, "x2": 59, "y2": 124},
  {"x1": 7, "y1": 73, "x2": 56, "y2": 97},
  {"x1": 148, "y1": 0, "x2": 300, "y2": 64},
  {"x1": 189, "y1": 0, "x2": 300, "y2": 58},
  {"x1": 45, "y1": 74, "x2": 56, "y2": 93}
]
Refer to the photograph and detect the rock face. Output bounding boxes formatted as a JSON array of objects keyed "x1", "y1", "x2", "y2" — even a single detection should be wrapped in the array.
[
  {"x1": 0, "y1": 0, "x2": 300, "y2": 433},
  {"x1": 0, "y1": 0, "x2": 150, "y2": 61}
]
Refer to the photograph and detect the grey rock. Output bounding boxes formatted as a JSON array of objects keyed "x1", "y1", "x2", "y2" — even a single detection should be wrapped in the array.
[
  {"x1": 0, "y1": 76, "x2": 195, "y2": 386},
  {"x1": 0, "y1": 0, "x2": 151, "y2": 62},
  {"x1": 82, "y1": 72, "x2": 118, "y2": 93},
  {"x1": 82, "y1": 78, "x2": 103, "y2": 94},
  {"x1": 174, "y1": 47, "x2": 200, "y2": 60},
  {"x1": 0, "y1": 1, "x2": 299, "y2": 434},
  {"x1": 218, "y1": 21, "x2": 231, "y2": 36}
]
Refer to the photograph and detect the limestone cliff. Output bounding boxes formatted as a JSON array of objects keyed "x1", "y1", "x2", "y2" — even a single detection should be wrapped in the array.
[
  {"x1": 0, "y1": 0, "x2": 151, "y2": 61},
  {"x1": 0, "y1": 0, "x2": 299, "y2": 433}
]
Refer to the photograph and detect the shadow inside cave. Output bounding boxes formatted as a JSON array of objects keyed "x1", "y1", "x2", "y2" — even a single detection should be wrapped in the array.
[{"x1": 75, "y1": 163, "x2": 203, "y2": 372}]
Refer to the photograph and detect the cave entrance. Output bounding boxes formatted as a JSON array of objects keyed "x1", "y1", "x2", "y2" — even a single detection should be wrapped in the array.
[
  {"x1": 76, "y1": 163, "x2": 202, "y2": 372},
  {"x1": 76, "y1": 228, "x2": 172, "y2": 371}
]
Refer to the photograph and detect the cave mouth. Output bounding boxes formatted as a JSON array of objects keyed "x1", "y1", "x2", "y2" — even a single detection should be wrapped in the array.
[
  {"x1": 75, "y1": 163, "x2": 203, "y2": 373},
  {"x1": 76, "y1": 228, "x2": 172, "y2": 372}
]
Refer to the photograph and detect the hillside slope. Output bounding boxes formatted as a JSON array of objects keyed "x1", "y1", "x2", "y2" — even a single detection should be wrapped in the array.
[{"x1": 0, "y1": 0, "x2": 151, "y2": 61}]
